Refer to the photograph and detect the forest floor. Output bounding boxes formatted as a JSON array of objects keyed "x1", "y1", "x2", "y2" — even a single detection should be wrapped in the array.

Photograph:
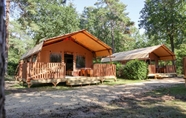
[{"x1": 5, "y1": 77, "x2": 186, "y2": 118}]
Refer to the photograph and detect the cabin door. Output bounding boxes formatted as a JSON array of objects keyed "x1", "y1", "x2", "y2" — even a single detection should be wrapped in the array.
[{"x1": 64, "y1": 54, "x2": 73, "y2": 75}]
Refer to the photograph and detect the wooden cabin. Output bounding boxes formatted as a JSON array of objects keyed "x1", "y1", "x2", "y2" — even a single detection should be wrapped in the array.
[
  {"x1": 101, "y1": 45, "x2": 176, "y2": 78},
  {"x1": 15, "y1": 30, "x2": 116, "y2": 87}
]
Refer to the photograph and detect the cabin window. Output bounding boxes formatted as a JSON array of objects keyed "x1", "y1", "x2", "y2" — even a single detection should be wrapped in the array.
[
  {"x1": 76, "y1": 55, "x2": 85, "y2": 68},
  {"x1": 32, "y1": 55, "x2": 37, "y2": 62},
  {"x1": 50, "y1": 53, "x2": 61, "y2": 62}
]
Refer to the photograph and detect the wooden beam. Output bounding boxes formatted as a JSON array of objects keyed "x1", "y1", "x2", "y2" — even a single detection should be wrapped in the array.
[{"x1": 108, "y1": 49, "x2": 112, "y2": 63}]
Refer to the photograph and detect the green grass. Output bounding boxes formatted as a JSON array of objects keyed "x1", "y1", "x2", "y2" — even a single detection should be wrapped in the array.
[
  {"x1": 148, "y1": 84, "x2": 186, "y2": 97},
  {"x1": 5, "y1": 75, "x2": 15, "y2": 81},
  {"x1": 103, "y1": 78, "x2": 146, "y2": 85}
]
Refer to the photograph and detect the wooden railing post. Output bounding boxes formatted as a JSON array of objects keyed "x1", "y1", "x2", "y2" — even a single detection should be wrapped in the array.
[{"x1": 26, "y1": 62, "x2": 29, "y2": 82}]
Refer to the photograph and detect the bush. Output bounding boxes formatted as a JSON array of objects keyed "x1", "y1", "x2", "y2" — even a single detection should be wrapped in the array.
[
  {"x1": 8, "y1": 62, "x2": 18, "y2": 75},
  {"x1": 123, "y1": 60, "x2": 148, "y2": 80},
  {"x1": 114, "y1": 62, "x2": 125, "y2": 78}
]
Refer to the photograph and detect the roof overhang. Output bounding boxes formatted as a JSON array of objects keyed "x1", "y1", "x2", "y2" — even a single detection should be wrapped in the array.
[
  {"x1": 21, "y1": 30, "x2": 112, "y2": 60},
  {"x1": 101, "y1": 44, "x2": 175, "y2": 62},
  {"x1": 150, "y1": 45, "x2": 176, "y2": 61},
  {"x1": 43, "y1": 29, "x2": 112, "y2": 57}
]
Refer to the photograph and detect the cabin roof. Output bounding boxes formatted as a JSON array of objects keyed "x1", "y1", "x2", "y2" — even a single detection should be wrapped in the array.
[
  {"x1": 101, "y1": 44, "x2": 175, "y2": 62},
  {"x1": 21, "y1": 29, "x2": 112, "y2": 59}
]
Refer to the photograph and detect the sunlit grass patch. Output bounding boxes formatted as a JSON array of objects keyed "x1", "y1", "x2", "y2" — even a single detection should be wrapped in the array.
[{"x1": 103, "y1": 78, "x2": 146, "y2": 85}]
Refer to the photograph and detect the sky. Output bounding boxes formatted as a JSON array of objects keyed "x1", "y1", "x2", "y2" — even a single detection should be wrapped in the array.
[{"x1": 69, "y1": 0, "x2": 145, "y2": 31}]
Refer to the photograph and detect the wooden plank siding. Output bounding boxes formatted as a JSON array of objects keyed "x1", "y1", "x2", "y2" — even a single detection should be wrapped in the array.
[
  {"x1": 148, "y1": 64, "x2": 176, "y2": 74},
  {"x1": 148, "y1": 65, "x2": 156, "y2": 74},
  {"x1": 17, "y1": 62, "x2": 66, "y2": 82},
  {"x1": 93, "y1": 64, "x2": 116, "y2": 77},
  {"x1": 165, "y1": 65, "x2": 176, "y2": 73}
]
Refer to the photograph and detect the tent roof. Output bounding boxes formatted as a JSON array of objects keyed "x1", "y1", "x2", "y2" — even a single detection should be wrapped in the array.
[
  {"x1": 21, "y1": 42, "x2": 43, "y2": 59},
  {"x1": 101, "y1": 44, "x2": 176, "y2": 62},
  {"x1": 21, "y1": 29, "x2": 112, "y2": 59}
]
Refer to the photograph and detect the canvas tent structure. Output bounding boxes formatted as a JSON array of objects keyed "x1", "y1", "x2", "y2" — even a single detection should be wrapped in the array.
[
  {"x1": 101, "y1": 44, "x2": 176, "y2": 77},
  {"x1": 15, "y1": 30, "x2": 116, "y2": 87}
]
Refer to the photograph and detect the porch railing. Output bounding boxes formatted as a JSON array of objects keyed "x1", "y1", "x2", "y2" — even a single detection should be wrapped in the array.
[
  {"x1": 148, "y1": 64, "x2": 176, "y2": 74},
  {"x1": 93, "y1": 64, "x2": 116, "y2": 77},
  {"x1": 148, "y1": 65, "x2": 156, "y2": 74},
  {"x1": 165, "y1": 65, "x2": 176, "y2": 73},
  {"x1": 16, "y1": 62, "x2": 66, "y2": 82}
]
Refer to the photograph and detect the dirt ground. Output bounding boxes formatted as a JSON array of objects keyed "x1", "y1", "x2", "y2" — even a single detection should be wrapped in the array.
[{"x1": 5, "y1": 78, "x2": 185, "y2": 118}]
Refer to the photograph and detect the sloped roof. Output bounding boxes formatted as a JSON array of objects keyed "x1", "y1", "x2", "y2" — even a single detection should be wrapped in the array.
[
  {"x1": 101, "y1": 44, "x2": 175, "y2": 62},
  {"x1": 21, "y1": 29, "x2": 112, "y2": 59},
  {"x1": 21, "y1": 42, "x2": 43, "y2": 59}
]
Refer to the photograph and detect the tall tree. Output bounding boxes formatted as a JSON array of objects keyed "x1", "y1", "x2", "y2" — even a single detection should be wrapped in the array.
[
  {"x1": 0, "y1": 0, "x2": 6, "y2": 117},
  {"x1": 5, "y1": 0, "x2": 10, "y2": 74},
  {"x1": 8, "y1": 20, "x2": 34, "y2": 75},
  {"x1": 139, "y1": 0, "x2": 186, "y2": 53},
  {"x1": 80, "y1": 0, "x2": 134, "y2": 53},
  {"x1": 11, "y1": 0, "x2": 80, "y2": 44}
]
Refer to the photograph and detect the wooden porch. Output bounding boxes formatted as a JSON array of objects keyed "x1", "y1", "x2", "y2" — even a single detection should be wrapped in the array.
[
  {"x1": 15, "y1": 62, "x2": 116, "y2": 87},
  {"x1": 148, "y1": 64, "x2": 177, "y2": 78}
]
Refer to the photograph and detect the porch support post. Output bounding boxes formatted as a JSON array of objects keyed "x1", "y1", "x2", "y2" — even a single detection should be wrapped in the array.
[
  {"x1": 61, "y1": 51, "x2": 64, "y2": 63},
  {"x1": 107, "y1": 49, "x2": 112, "y2": 63},
  {"x1": 93, "y1": 52, "x2": 97, "y2": 63},
  {"x1": 73, "y1": 53, "x2": 76, "y2": 71}
]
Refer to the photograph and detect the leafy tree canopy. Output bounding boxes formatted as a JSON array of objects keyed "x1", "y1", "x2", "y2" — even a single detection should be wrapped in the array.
[
  {"x1": 11, "y1": 0, "x2": 80, "y2": 44},
  {"x1": 139, "y1": 0, "x2": 186, "y2": 53},
  {"x1": 80, "y1": 0, "x2": 135, "y2": 52}
]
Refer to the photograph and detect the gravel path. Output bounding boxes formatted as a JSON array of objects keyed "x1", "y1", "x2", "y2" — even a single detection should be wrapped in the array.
[{"x1": 5, "y1": 78, "x2": 184, "y2": 118}]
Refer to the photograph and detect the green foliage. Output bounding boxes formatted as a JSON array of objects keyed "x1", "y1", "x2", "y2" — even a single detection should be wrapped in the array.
[
  {"x1": 8, "y1": 21, "x2": 34, "y2": 75},
  {"x1": 11, "y1": 0, "x2": 80, "y2": 44},
  {"x1": 123, "y1": 60, "x2": 148, "y2": 80},
  {"x1": 139, "y1": 0, "x2": 186, "y2": 53},
  {"x1": 175, "y1": 44, "x2": 186, "y2": 74},
  {"x1": 113, "y1": 62, "x2": 125, "y2": 78},
  {"x1": 80, "y1": 0, "x2": 134, "y2": 52},
  {"x1": 7, "y1": 62, "x2": 18, "y2": 76}
]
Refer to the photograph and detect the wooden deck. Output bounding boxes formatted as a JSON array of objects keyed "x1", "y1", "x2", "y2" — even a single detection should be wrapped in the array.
[
  {"x1": 148, "y1": 64, "x2": 177, "y2": 79},
  {"x1": 66, "y1": 76, "x2": 117, "y2": 86},
  {"x1": 15, "y1": 62, "x2": 116, "y2": 87},
  {"x1": 148, "y1": 73, "x2": 177, "y2": 79}
]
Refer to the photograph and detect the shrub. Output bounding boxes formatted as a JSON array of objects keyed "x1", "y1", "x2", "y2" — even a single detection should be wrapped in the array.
[
  {"x1": 114, "y1": 62, "x2": 125, "y2": 78},
  {"x1": 8, "y1": 62, "x2": 18, "y2": 75},
  {"x1": 123, "y1": 60, "x2": 148, "y2": 80}
]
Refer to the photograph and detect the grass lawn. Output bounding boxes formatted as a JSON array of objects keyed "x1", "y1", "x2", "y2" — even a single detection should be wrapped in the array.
[{"x1": 103, "y1": 78, "x2": 146, "y2": 85}]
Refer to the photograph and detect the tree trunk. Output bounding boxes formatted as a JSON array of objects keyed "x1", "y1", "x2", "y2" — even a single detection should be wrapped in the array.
[
  {"x1": 111, "y1": 22, "x2": 115, "y2": 53},
  {"x1": 5, "y1": 0, "x2": 10, "y2": 74},
  {"x1": 0, "y1": 0, "x2": 6, "y2": 117},
  {"x1": 169, "y1": 34, "x2": 175, "y2": 65},
  {"x1": 169, "y1": 35, "x2": 174, "y2": 53}
]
